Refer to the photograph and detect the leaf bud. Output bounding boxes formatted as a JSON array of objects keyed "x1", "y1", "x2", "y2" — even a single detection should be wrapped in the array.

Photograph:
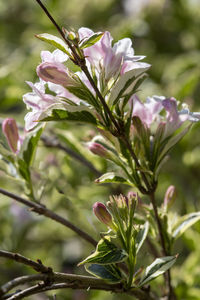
[
  {"x1": 93, "y1": 202, "x2": 113, "y2": 227},
  {"x1": 2, "y1": 118, "x2": 20, "y2": 153}
]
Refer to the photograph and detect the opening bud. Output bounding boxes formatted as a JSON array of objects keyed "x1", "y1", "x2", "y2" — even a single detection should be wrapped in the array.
[
  {"x1": 93, "y1": 202, "x2": 113, "y2": 228},
  {"x1": 164, "y1": 185, "x2": 177, "y2": 210},
  {"x1": 37, "y1": 62, "x2": 75, "y2": 86},
  {"x1": 2, "y1": 118, "x2": 20, "y2": 153}
]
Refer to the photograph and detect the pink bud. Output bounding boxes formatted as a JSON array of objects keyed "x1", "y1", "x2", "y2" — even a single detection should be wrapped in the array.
[
  {"x1": 2, "y1": 118, "x2": 19, "y2": 153},
  {"x1": 164, "y1": 185, "x2": 177, "y2": 209},
  {"x1": 88, "y1": 142, "x2": 108, "y2": 158},
  {"x1": 93, "y1": 202, "x2": 113, "y2": 227},
  {"x1": 37, "y1": 62, "x2": 73, "y2": 86}
]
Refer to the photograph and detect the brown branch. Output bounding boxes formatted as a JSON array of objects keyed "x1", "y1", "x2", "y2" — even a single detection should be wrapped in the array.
[
  {"x1": 2, "y1": 276, "x2": 156, "y2": 300},
  {"x1": 0, "y1": 188, "x2": 97, "y2": 247},
  {"x1": 0, "y1": 249, "x2": 157, "y2": 300},
  {"x1": 0, "y1": 250, "x2": 52, "y2": 274}
]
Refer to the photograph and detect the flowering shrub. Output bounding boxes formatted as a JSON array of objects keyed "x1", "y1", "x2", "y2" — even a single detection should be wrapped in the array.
[{"x1": 0, "y1": 1, "x2": 200, "y2": 300}]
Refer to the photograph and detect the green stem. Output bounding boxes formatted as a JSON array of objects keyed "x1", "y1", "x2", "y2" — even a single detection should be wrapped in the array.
[{"x1": 150, "y1": 192, "x2": 176, "y2": 300}]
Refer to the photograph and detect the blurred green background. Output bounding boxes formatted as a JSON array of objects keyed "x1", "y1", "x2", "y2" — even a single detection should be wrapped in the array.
[{"x1": 1, "y1": 0, "x2": 200, "y2": 299}]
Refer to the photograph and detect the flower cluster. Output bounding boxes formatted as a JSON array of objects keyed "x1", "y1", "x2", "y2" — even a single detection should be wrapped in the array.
[
  {"x1": 23, "y1": 28, "x2": 149, "y2": 131},
  {"x1": 21, "y1": 26, "x2": 200, "y2": 189}
]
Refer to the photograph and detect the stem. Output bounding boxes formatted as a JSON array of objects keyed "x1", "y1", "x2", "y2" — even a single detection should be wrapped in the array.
[
  {"x1": 150, "y1": 192, "x2": 176, "y2": 300},
  {"x1": 0, "y1": 188, "x2": 97, "y2": 247}
]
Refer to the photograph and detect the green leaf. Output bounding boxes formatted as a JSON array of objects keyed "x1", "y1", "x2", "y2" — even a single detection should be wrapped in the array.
[
  {"x1": 39, "y1": 105, "x2": 97, "y2": 125},
  {"x1": 18, "y1": 158, "x2": 31, "y2": 183},
  {"x1": 85, "y1": 264, "x2": 122, "y2": 282},
  {"x1": 36, "y1": 33, "x2": 71, "y2": 56},
  {"x1": 79, "y1": 32, "x2": 104, "y2": 49},
  {"x1": 20, "y1": 128, "x2": 43, "y2": 167},
  {"x1": 109, "y1": 68, "x2": 149, "y2": 106},
  {"x1": 157, "y1": 125, "x2": 191, "y2": 165},
  {"x1": 95, "y1": 172, "x2": 130, "y2": 185},
  {"x1": 135, "y1": 221, "x2": 149, "y2": 254},
  {"x1": 172, "y1": 212, "x2": 200, "y2": 239},
  {"x1": 79, "y1": 236, "x2": 128, "y2": 265},
  {"x1": 138, "y1": 255, "x2": 177, "y2": 286}
]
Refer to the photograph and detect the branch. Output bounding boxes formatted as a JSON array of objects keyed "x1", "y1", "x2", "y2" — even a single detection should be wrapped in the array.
[
  {"x1": 0, "y1": 249, "x2": 157, "y2": 300},
  {"x1": 2, "y1": 276, "x2": 156, "y2": 300},
  {"x1": 0, "y1": 250, "x2": 52, "y2": 274},
  {"x1": 0, "y1": 188, "x2": 97, "y2": 247}
]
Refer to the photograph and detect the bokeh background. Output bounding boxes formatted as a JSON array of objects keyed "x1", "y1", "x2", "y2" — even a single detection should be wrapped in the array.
[{"x1": 1, "y1": 0, "x2": 200, "y2": 299}]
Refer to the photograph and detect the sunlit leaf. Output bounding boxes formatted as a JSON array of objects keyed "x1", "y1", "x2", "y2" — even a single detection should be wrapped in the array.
[
  {"x1": 79, "y1": 32, "x2": 104, "y2": 49},
  {"x1": 135, "y1": 221, "x2": 149, "y2": 254},
  {"x1": 36, "y1": 33, "x2": 71, "y2": 56},
  {"x1": 172, "y1": 212, "x2": 200, "y2": 239},
  {"x1": 79, "y1": 236, "x2": 128, "y2": 265},
  {"x1": 139, "y1": 255, "x2": 177, "y2": 286},
  {"x1": 95, "y1": 172, "x2": 130, "y2": 185}
]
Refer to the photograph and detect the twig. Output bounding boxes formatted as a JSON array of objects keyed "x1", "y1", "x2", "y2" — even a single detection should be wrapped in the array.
[
  {"x1": 0, "y1": 271, "x2": 157, "y2": 300},
  {"x1": 0, "y1": 250, "x2": 51, "y2": 274},
  {"x1": 2, "y1": 277, "x2": 156, "y2": 300},
  {"x1": 0, "y1": 188, "x2": 97, "y2": 247},
  {"x1": 150, "y1": 192, "x2": 176, "y2": 300}
]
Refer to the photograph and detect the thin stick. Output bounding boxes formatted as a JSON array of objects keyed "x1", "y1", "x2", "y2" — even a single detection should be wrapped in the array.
[
  {"x1": 0, "y1": 188, "x2": 97, "y2": 247},
  {"x1": 150, "y1": 192, "x2": 176, "y2": 300},
  {"x1": 3, "y1": 278, "x2": 156, "y2": 300},
  {"x1": 0, "y1": 250, "x2": 51, "y2": 274}
]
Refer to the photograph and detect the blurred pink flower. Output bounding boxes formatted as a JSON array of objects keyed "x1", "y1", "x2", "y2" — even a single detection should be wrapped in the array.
[{"x1": 131, "y1": 95, "x2": 200, "y2": 139}]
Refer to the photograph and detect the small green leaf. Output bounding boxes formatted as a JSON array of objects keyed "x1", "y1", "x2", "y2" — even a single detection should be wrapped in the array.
[
  {"x1": 109, "y1": 68, "x2": 149, "y2": 106},
  {"x1": 95, "y1": 172, "x2": 130, "y2": 185},
  {"x1": 157, "y1": 125, "x2": 191, "y2": 165},
  {"x1": 36, "y1": 33, "x2": 71, "y2": 56},
  {"x1": 85, "y1": 264, "x2": 122, "y2": 282},
  {"x1": 135, "y1": 222, "x2": 149, "y2": 254},
  {"x1": 39, "y1": 105, "x2": 97, "y2": 125},
  {"x1": 172, "y1": 212, "x2": 200, "y2": 239},
  {"x1": 79, "y1": 236, "x2": 128, "y2": 265},
  {"x1": 20, "y1": 127, "x2": 43, "y2": 167},
  {"x1": 79, "y1": 32, "x2": 104, "y2": 49},
  {"x1": 139, "y1": 255, "x2": 177, "y2": 286},
  {"x1": 18, "y1": 158, "x2": 30, "y2": 183}
]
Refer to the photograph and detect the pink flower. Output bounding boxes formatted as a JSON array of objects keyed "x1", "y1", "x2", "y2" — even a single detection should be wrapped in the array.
[
  {"x1": 2, "y1": 118, "x2": 22, "y2": 153},
  {"x1": 40, "y1": 49, "x2": 68, "y2": 64},
  {"x1": 23, "y1": 81, "x2": 58, "y2": 131},
  {"x1": 78, "y1": 27, "x2": 149, "y2": 81}
]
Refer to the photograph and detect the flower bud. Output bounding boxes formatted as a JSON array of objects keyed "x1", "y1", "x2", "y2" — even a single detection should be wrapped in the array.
[
  {"x1": 2, "y1": 118, "x2": 19, "y2": 153},
  {"x1": 164, "y1": 185, "x2": 177, "y2": 210},
  {"x1": 37, "y1": 62, "x2": 74, "y2": 86},
  {"x1": 93, "y1": 202, "x2": 113, "y2": 227},
  {"x1": 88, "y1": 142, "x2": 109, "y2": 158}
]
